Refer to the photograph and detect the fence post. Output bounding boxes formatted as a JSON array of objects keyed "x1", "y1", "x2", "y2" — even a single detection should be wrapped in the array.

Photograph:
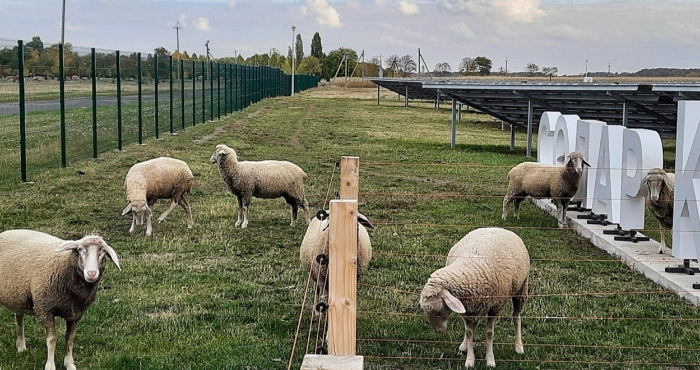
[
  {"x1": 169, "y1": 55, "x2": 173, "y2": 134},
  {"x1": 59, "y1": 43, "x2": 67, "y2": 167},
  {"x1": 180, "y1": 59, "x2": 185, "y2": 130},
  {"x1": 154, "y1": 54, "x2": 159, "y2": 139},
  {"x1": 18, "y1": 40, "x2": 27, "y2": 182},
  {"x1": 91, "y1": 48, "x2": 98, "y2": 157},
  {"x1": 217, "y1": 63, "x2": 221, "y2": 120},
  {"x1": 116, "y1": 50, "x2": 122, "y2": 151},
  {"x1": 192, "y1": 60, "x2": 196, "y2": 126},
  {"x1": 201, "y1": 61, "x2": 205, "y2": 124},
  {"x1": 224, "y1": 63, "x2": 228, "y2": 115},
  {"x1": 137, "y1": 52, "x2": 143, "y2": 144},
  {"x1": 210, "y1": 61, "x2": 214, "y2": 121}
]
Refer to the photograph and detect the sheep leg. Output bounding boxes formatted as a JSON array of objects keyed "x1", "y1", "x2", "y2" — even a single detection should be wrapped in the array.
[
  {"x1": 513, "y1": 198, "x2": 524, "y2": 219},
  {"x1": 658, "y1": 226, "x2": 667, "y2": 254},
  {"x1": 145, "y1": 212, "x2": 153, "y2": 236},
  {"x1": 178, "y1": 196, "x2": 194, "y2": 229},
  {"x1": 235, "y1": 196, "x2": 244, "y2": 227},
  {"x1": 485, "y1": 313, "x2": 497, "y2": 368},
  {"x1": 158, "y1": 200, "x2": 179, "y2": 223},
  {"x1": 241, "y1": 197, "x2": 251, "y2": 228},
  {"x1": 459, "y1": 317, "x2": 478, "y2": 368},
  {"x1": 129, "y1": 213, "x2": 137, "y2": 233},
  {"x1": 63, "y1": 319, "x2": 77, "y2": 370},
  {"x1": 512, "y1": 285, "x2": 527, "y2": 354},
  {"x1": 15, "y1": 313, "x2": 26, "y2": 352},
  {"x1": 40, "y1": 315, "x2": 57, "y2": 370}
]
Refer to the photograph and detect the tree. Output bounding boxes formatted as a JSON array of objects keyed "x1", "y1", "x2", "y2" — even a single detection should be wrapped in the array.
[
  {"x1": 311, "y1": 32, "x2": 323, "y2": 59},
  {"x1": 397, "y1": 55, "x2": 416, "y2": 76},
  {"x1": 322, "y1": 48, "x2": 358, "y2": 80},
  {"x1": 525, "y1": 62, "x2": 540, "y2": 76},
  {"x1": 433, "y1": 62, "x2": 452, "y2": 77},
  {"x1": 473, "y1": 56, "x2": 492, "y2": 75},
  {"x1": 26, "y1": 36, "x2": 44, "y2": 53},
  {"x1": 542, "y1": 66, "x2": 558, "y2": 80},
  {"x1": 298, "y1": 56, "x2": 321, "y2": 75},
  {"x1": 384, "y1": 54, "x2": 400, "y2": 77},
  {"x1": 459, "y1": 57, "x2": 477, "y2": 75},
  {"x1": 295, "y1": 34, "x2": 304, "y2": 66},
  {"x1": 154, "y1": 47, "x2": 171, "y2": 56}
]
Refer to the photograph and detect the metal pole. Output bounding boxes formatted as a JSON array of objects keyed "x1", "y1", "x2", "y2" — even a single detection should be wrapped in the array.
[
  {"x1": 526, "y1": 100, "x2": 533, "y2": 157},
  {"x1": 59, "y1": 43, "x2": 66, "y2": 167},
  {"x1": 201, "y1": 61, "x2": 205, "y2": 123},
  {"x1": 209, "y1": 61, "x2": 214, "y2": 121},
  {"x1": 458, "y1": 103, "x2": 462, "y2": 122},
  {"x1": 169, "y1": 55, "x2": 173, "y2": 134},
  {"x1": 61, "y1": 0, "x2": 66, "y2": 45},
  {"x1": 154, "y1": 54, "x2": 159, "y2": 139},
  {"x1": 451, "y1": 98, "x2": 457, "y2": 148},
  {"x1": 180, "y1": 59, "x2": 185, "y2": 129},
  {"x1": 91, "y1": 48, "x2": 98, "y2": 156},
  {"x1": 291, "y1": 25, "x2": 296, "y2": 96},
  {"x1": 417, "y1": 48, "x2": 421, "y2": 80},
  {"x1": 18, "y1": 40, "x2": 26, "y2": 182},
  {"x1": 116, "y1": 50, "x2": 122, "y2": 151},
  {"x1": 217, "y1": 63, "x2": 221, "y2": 120},
  {"x1": 192, "y1": 60, "x2": 196, "y2": 126},
  {"x1": 622, "y1": 102, "x2": 628, "y2": 126},
  {"x1": 224, "y1": 63, "x2": 228, "y2": 115},
  {"x1": 510, "y1": 124, "x2": 516, "y2": 151},
  {"x1": 137, "y1": 52, "x2": 143, "y2": 143},
  {"x1": 404, "y1": 85, "x2": 408, "y2": 107},
  {"x1": 377, "y1": 84, "x2": 380, "y2": 105}
]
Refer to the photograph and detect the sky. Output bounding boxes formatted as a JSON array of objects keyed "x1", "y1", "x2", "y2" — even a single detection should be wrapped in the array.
[{"x1": 1, "y1": 0, "x2": 700, "y2": 75}]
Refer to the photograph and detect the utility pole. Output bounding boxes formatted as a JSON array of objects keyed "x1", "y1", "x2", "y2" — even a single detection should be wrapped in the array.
[
  {"x1": 205, "y1": 40, "x2": 211, "y2": 82},
  {"x1": 608, "y1": 63, "x2": 611, "y2": 77},
  {"x1": 585, "y1": 59, "x2": 588, "y2": 77},
  {"x1": 505, "y1": 57, "x2": 508, "y2": 74},
  {"x1": 173, "y1": 21, "x2": 182, "y2": 59},
  {"x1": 291, "y1": 25, "x2": 296, "y2": 96},
  {"x1": 61, "y1": 0, "x2": 66, "y2": 45},
  {"x1": 417, "y1": 48, "x2": 421, "y2": 79}
]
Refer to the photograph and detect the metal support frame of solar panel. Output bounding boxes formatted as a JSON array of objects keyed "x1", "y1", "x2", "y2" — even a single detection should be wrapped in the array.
[
  {"x1": 370, "y1": 78, "x2": 449, "y2": 101},
  {"x1": 422, "y1": 82, "x2": 700, "y2": 136}
]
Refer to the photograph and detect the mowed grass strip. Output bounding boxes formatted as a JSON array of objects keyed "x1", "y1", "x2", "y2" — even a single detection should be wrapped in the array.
[{"x1": 0, "y1": 87, "x2": 698, "y2": 370}]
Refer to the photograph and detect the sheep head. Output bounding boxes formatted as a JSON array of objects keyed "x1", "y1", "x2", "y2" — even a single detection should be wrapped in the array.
[
  {"x1": 419, "y1": 282, "x2": 466, "y2": 332},
  {"x1": 642, "y1": 168, "x2": 672, "y2": 202},
  {"x1": 55, "y1": 235, "x2": 122, "y2": 283},
  {"x1": 557, "y1": 151, "x2": 590, "y2": 174},
  {"x1": 210, "y1": 144, "x2": 237, "y2": 165},
  {"x1": 122, "y1": 201, "x2": 151, "y2": 225}
]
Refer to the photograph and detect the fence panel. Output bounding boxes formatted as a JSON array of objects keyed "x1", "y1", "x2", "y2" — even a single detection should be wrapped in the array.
[{"x1": 0, "y1": 38, "x2": 21, "y2": 184}]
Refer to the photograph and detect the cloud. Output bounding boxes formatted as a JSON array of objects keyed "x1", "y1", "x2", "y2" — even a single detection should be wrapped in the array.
[
  {"x1": 448, "y1": 22, "x2": 476, "y2": 40},
  {"x1": 398, "y1": 1, "x2": 419, "y2": 15},
  {"x1": 347, "y1": 0, "x2": 360, "y2": 9},
  {"x1": 375, "y1": 0, "x2": 384, "y2": 6},
  {"x1": 228, "y1": 1, "x2": 236, "y2": 7},
  {"x1": 445, "y1": 0, "x2": 546, "y2": 23},
  {"x1": 193, "y1": 17, "x2": 211, "y2": 32},
  {"x1": 307, "y1": 0, "x2": 341, "y2": 28}
]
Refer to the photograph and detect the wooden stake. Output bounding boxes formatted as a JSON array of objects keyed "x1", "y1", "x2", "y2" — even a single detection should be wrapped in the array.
[
  {"x1": 327, "y1": 199, "x2": 358, "y2": 356},
  {"x1": 339, "y1": 156, "x2": 359, "y2": 200}
]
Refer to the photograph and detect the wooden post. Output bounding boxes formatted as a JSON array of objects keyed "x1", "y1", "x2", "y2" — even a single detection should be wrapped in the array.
[
  {"x1": 327, "y1": 199, "x2": 358, "y2": 356},
  {"x1": 339, "y1": 156, "x2": 359, "y2": 200}
]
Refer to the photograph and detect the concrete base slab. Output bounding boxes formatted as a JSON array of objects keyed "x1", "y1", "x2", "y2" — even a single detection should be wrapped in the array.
[
  {"x1": 301, "y1": 354, "x2": 364, "y2": 370},
  {"x1": 533, "y1": 199, "x2": 700, "y2": 306}
]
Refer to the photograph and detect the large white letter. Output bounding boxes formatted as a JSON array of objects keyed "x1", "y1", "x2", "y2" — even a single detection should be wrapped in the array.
[
  {"x1": 576, "y1": 120, "x2": 606, "y2": 209},
  {"x1": 672, "y1": 101, "x2": 700, "y2": 259},
  {"x1": 619, "y1": 129, "x2": 663, "y2": 230},
  {"x1": 592, "y1": 125, "x2": 625, "y2": 223},
  {"x1": 553, "y1": 114, "x2": 581, "y2": 165},
  {"x1": 537, "y1": 112, "x2": 561, "y2": 165}
]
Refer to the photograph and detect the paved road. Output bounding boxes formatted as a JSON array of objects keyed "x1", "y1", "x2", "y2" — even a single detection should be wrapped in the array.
[{"x1": 0, "y1": 90, "x2": 217, "y2": 116}]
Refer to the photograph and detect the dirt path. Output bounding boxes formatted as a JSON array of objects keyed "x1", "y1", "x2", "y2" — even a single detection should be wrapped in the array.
[
  {"x1": 289, "y1": 104, "x2": 315, "y2": 148},
  {"x1": 193, "y1": 106, "x2": 268, "y2": 144}
]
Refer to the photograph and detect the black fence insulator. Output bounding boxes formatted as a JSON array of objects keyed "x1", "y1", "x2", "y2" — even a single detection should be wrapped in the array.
[
  {"x1": 334, "y1": 161, "x2": 341, "y2": 170},
  {"x1": 316, "y1": 209, "x2": 329, "y2": 221},
  {"x1": 315, "y1": 346, "x2": 328, "y2": 355},
  {"x1": 315, "y1": 301, "x2": 329, "y2": 314},
  {"x1": 315, "y1": 254, "x2": 329, "y2": 265}
]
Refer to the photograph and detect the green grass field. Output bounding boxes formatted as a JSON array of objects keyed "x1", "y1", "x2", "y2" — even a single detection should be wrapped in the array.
[{"x1": 0, "y1": 87, "x2": 697, "y2": 370}]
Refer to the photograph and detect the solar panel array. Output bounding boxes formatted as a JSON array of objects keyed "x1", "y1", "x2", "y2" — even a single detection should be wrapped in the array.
[{"x1": 371, "y1": 78, "x2": 700, "y2": 136}]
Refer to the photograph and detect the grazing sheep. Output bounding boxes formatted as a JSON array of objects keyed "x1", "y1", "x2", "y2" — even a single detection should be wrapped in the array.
[
  {"x1": 641, "y1": 168, "x2": 675, "y2": 254},
  {"x1": 0, "y1": 229, "x2": 121, "y2": 370},
  {"x1": 122, "y1": 157, "x2": 195, "y2": 236},
  {"x1": 209, "y1": 144, "x2": 310, "y2": 228},
  {"x1": 299, "y1": 210, "x2": 374, "y2": 293},
  {"x1": 502, "y1": 151, "x2": 590, "y2": 227},
  {"x1": 419, "y1": 227, "x2": 530, "y2": 368}
]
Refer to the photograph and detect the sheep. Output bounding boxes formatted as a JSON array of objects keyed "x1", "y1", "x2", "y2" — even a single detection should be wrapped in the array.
[
  {"x1": 209, "y1": 144, "x2": 310, "y2": 228},
  {"x1": 641, "y1": 168, "x2": 675, "y2": 254},
  {"x1": 419, "y1": 227, "x2": 530, "y2": 368},
  {"x1": 0, "y1": 229, "x2": 121, "y2": 370},
  {"x1": 299, "y1": 210, "x2": 374, "y2": 294},
  {"x1": 502, "y1": 151, "x2": 590, "y2": 227},
  {"x1": 122, "y1": 157, "x2": 195, "y2": 236}
]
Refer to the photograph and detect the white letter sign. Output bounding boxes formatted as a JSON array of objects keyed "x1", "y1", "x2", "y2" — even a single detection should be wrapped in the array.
[
  {"x1": 537, "y1": 112, "x2": 561, "y2": 165},
  {"x1": 619, "y1": 129, "x2": 663, "y2": 230},
  {"x1": 672, "y1": 101, "x2": 700, "y2": 259}
]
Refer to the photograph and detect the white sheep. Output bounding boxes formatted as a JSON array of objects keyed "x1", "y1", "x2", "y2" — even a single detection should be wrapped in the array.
[
  {"x1": 209, "y1": 144, "x2": 310, "y2": 228},
  {"x1": 641, "y1": 168, "x2": 675, "y2": 254},
  {"x1": 122, "y1": 157, "x2": 195, "y2": 236},
  {"x1": 419, "y1": 227, "x2": 530, "y2": 368},
  {"x1": 0, "y1": 229, "x2": 121, "y2": 370},
  {"x1": 299, "y1": 210, "x2": 374, "y2": 293},
  {"x1": 502, "y1": 151, "x2": 590, "y2": 227}
]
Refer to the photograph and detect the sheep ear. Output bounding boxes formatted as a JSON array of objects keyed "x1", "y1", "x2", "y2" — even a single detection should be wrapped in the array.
[
  {"x1": 556, "y1": 155, "x2": 565, "y2": 162},
  {"x1": 357, "y1": 213, "x2": 375, "y2": 229},
  {"x1": 583, "y1": 159, "x2": 591, "y2": 167},
  {"x1": 103, "y1": 244, "x2": 122, "y2": 271},
  {"x1": 55, "y1": 240, "x2": 81, "y2": 252},
  {"x1": 439, "y1": 289, "x2": 466, "y2": 314},
  {"x1": 145, "y1": 205, "x2": 153, "y2": 216},
  {"x1": 121, "y1": 203, "x2": 132, "y2": 216}
]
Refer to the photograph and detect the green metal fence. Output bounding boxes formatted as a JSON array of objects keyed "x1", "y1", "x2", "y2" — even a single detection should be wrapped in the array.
[{"x1": 0, "y1": 38, "x2": 319, "y2": 184}]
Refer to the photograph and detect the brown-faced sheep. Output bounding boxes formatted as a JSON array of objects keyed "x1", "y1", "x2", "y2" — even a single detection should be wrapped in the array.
[
  {"x1": 0, "y1": 229, "x2": 121, "y2": 370},
  {"x1": 502, "y1": 151, "x2": 590, "y2": 227},
  {"x1": 419, "y1": 227, "x2": 530, "y2": 368},
  {"x1": 209, "y1": 144, "x2": 310, "y2": 228},
  {"x1": 641, "y1": 168, "x2": 675, "y2": 254}
]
